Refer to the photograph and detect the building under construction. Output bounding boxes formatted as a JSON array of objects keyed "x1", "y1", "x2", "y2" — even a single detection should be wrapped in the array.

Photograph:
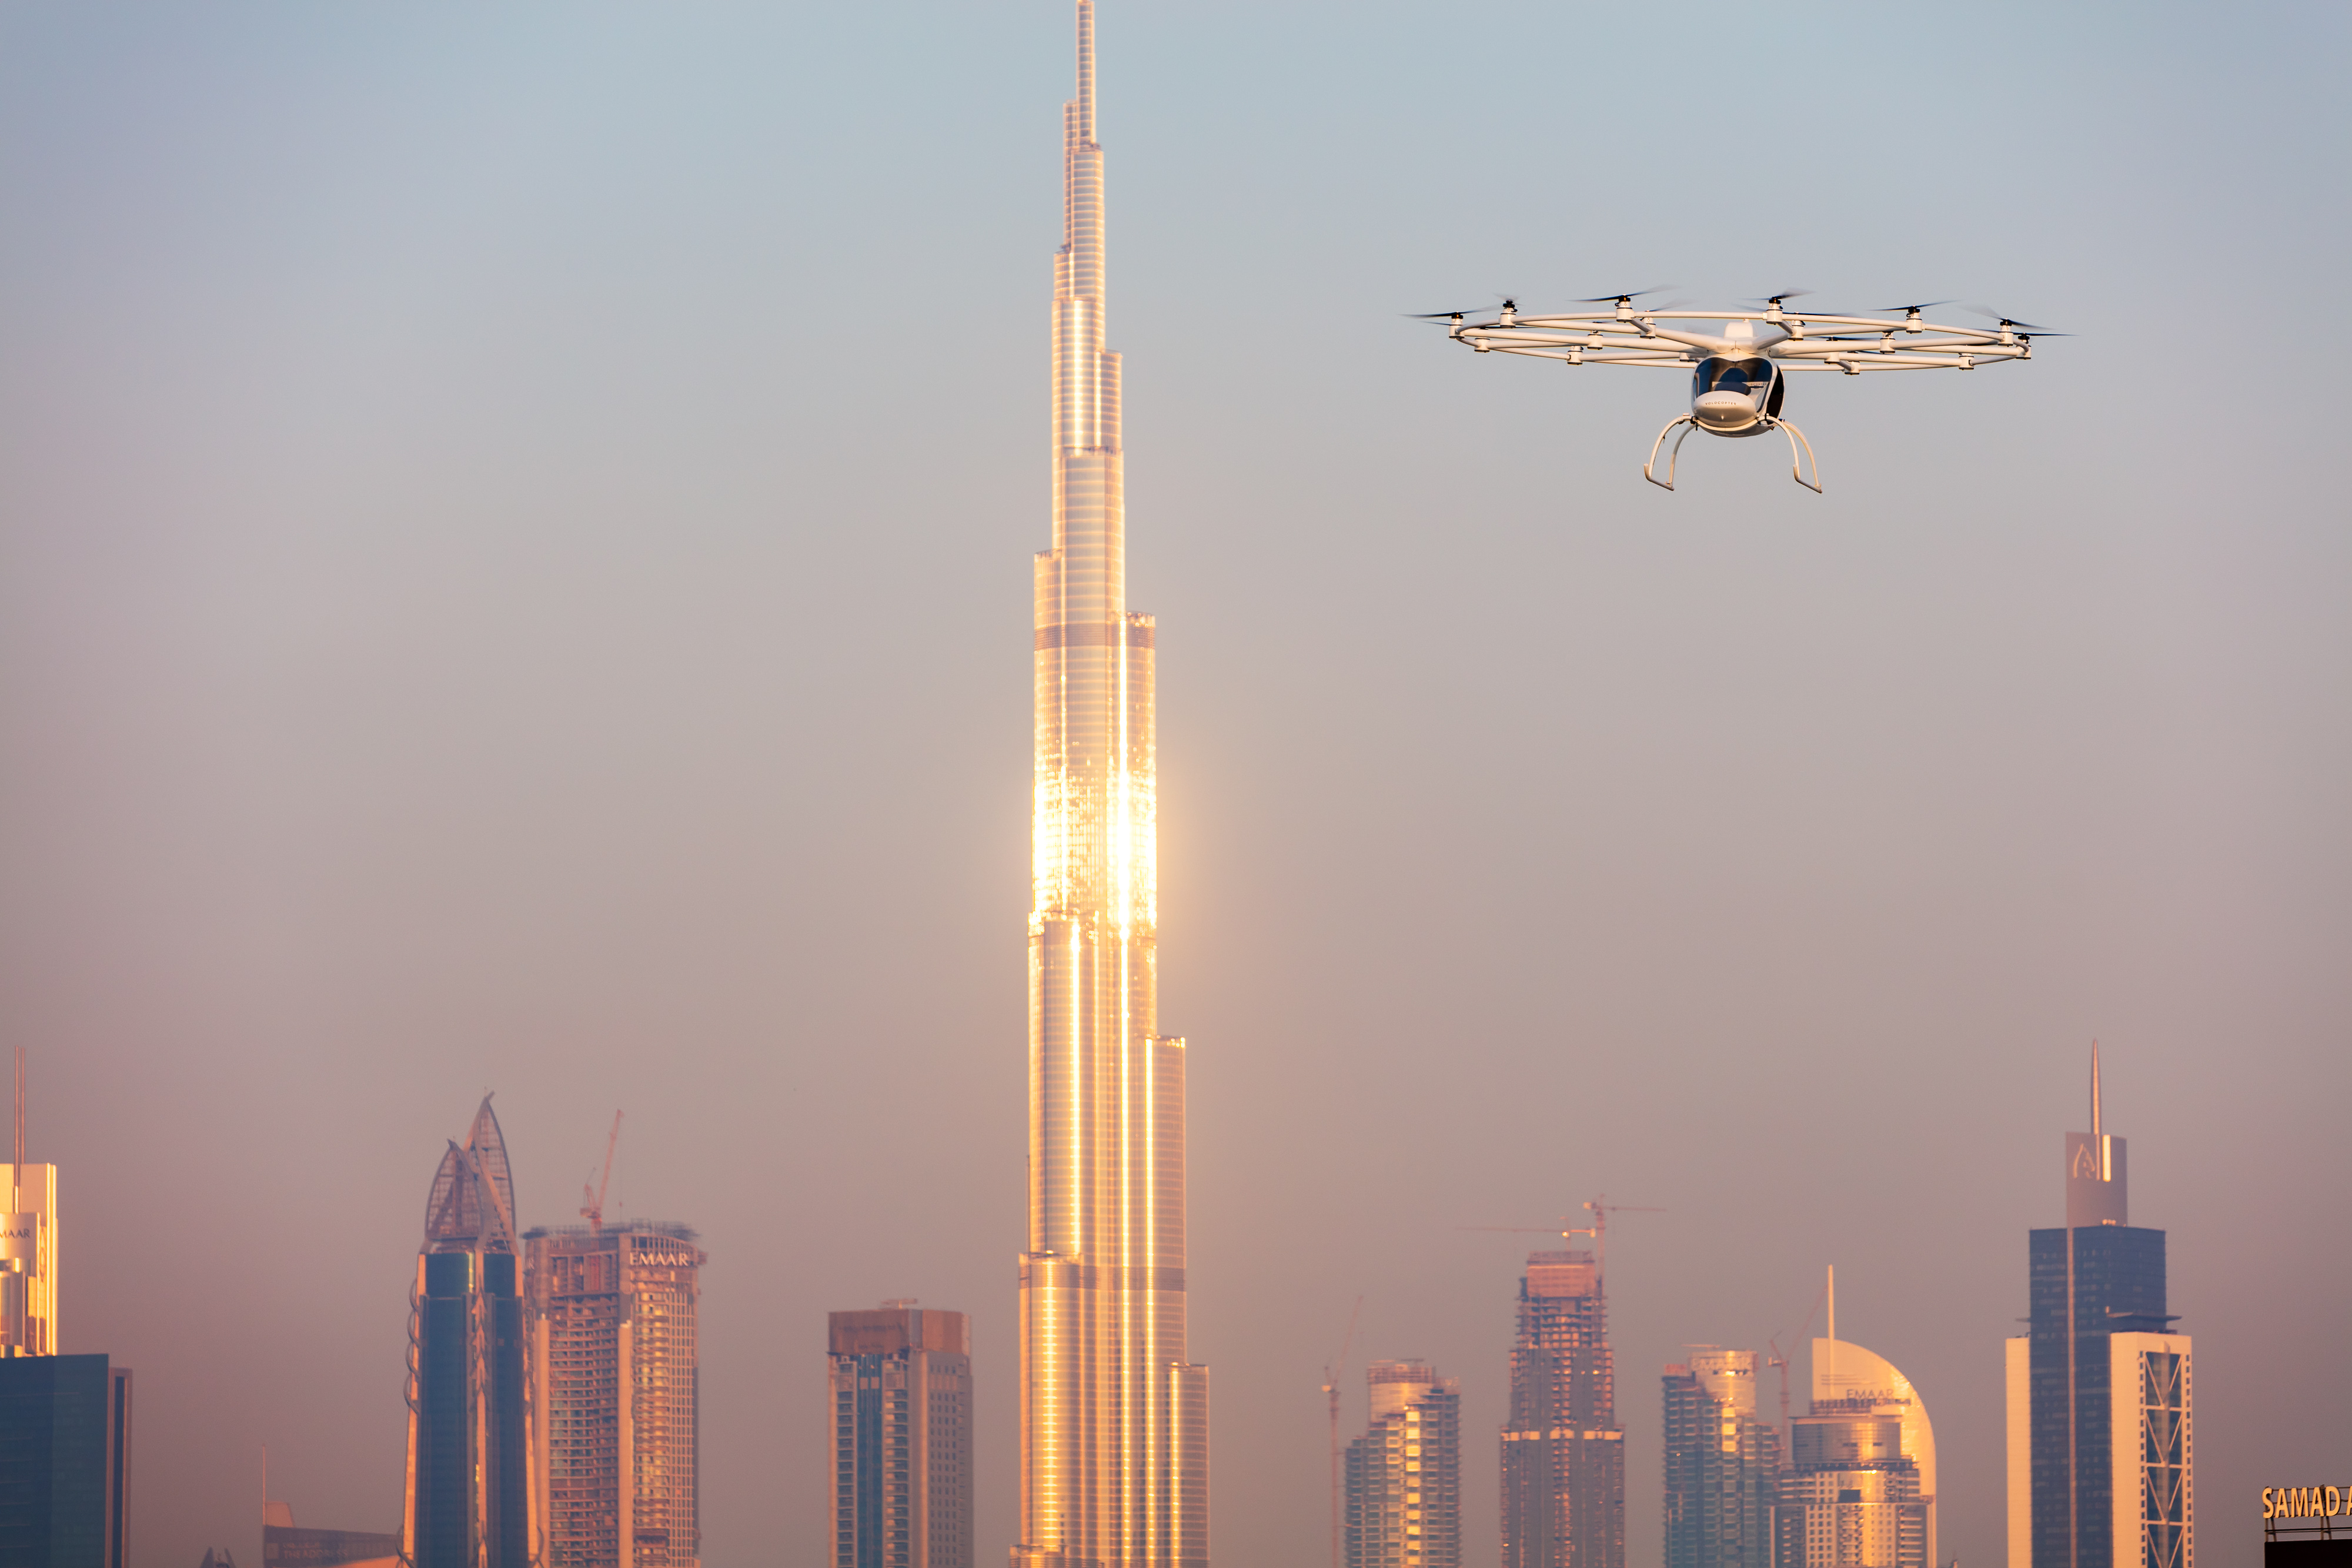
[
  {"x1": 1502, "y1": 1251, "x2": 1624, "y2": 1568},
  {"x1": 524, "y1": 1221, "x2": 706, "y2": 1568}
]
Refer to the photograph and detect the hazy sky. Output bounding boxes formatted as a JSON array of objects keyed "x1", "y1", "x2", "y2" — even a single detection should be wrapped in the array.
[{"x1": 5, "y1": 3, "x2": 2347, "y2": 1566}]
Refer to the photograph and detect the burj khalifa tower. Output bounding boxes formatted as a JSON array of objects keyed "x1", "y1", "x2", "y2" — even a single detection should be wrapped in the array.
[{"x1": 1014, "y1": 5, "x2": 1209, "y2": 1565}]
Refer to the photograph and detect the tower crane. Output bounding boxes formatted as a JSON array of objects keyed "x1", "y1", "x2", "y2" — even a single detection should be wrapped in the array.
[
  {"x1": 1321, "y1": 1296, "x2": 1364, "y2": 1568},
  {"x1": 1464, "y1": 1193, "x2": 1665, "y2": 1288},
  {"x1": 1766, "y1": 1269, "x2": 1832, "y2": 1451},
  {"x1": 580, "y1": 1111, "x2": 622, "y2": 1233}
]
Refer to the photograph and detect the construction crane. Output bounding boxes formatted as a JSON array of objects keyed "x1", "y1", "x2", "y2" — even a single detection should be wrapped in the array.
[
  {"x1": 580, "y1": 1111, "x2": 623, "y2": 1233},
  {"x1": 1766, "y1": 1267, "x2": 1832, "y2": 1451},
  {"x1": 1320, "y1": 1296, "x2": 1364, "y2": 1568},
  {"x1": 1581, "y1": 1195, "x2": 1665, "y2": 1285},
  {"x1": 1464, "y1": 1193, "x2": 1664, "y2": 1288}
]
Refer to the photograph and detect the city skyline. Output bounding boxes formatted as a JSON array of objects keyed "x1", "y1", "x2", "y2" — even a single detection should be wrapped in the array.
[{"x1": 4, "y1": 3, "x2": 2347, "y2": 1566}]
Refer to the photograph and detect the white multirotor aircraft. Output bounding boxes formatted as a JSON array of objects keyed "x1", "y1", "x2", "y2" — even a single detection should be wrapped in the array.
[{"x1": 1416, "y1": 289, "x2": 2051, "y2": 493}]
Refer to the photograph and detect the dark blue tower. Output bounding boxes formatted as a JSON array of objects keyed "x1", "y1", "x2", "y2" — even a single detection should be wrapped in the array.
[
  {"x1": 2017, "y1": 1048, "x2": 2189, "y2": 1568},
  {"x1": 405, "y1": 1098, "x2": 530, "y2": 1568}
]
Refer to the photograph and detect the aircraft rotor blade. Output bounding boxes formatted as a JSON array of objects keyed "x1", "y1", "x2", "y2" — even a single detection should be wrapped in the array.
[{"x1": 1965, "y1": 303, "x2": 2060, "y2": 332}]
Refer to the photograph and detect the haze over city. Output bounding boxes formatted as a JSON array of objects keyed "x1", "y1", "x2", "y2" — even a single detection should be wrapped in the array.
[{"x1": 2, "y1": 4, "x2": 2346, "y2": 1568}]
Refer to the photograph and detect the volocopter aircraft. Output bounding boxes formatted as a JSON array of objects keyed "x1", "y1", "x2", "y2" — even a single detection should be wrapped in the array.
[{"x1": 1415, "y1": 289, "x2": 2052, "y2": 493}]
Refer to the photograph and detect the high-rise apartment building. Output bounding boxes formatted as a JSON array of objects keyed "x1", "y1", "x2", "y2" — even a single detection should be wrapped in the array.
[
  {"x1": 1344, "y1": 1361, "x2": 1461, "y2": 1568},
  {"x1": 2006, "y1": 1051, "x2": 2190, "y2": 1568},
  {"x1": 1770, "y1": 1326, "x2": 1933, "y2": 1568},
  {"x1": 829, "y1": 1304, "x2": 974, "y2": 1568},
  {"x1": 526, "y1": 1221, "x2": 706, "y2": 1568},
  {"x1": 1014, "y1": 5, "x2": 1209, "y2": 1564},
  {"x1": 405, "y1": 1099, "x2": 531, "y2": 1568},
  {"x1": 1664, "y1": 1350, "x2": 1781, "y2": 1568},
  {"x1": 0, "y1": 1353, "x2": 132, "y2": 1568},
  {"x1": 1502, "y1": 1250, "x2": 1624, "y2": 1568}
]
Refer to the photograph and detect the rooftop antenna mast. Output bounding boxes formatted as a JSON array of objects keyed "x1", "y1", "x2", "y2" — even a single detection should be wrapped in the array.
[
  {"x1": 11, "y1": 1048, "x2": 21, "y2": 1216},
  {"x1": 2091, "y1": 1041, "x2": 2103, "y2": 1138},
  {"x1": 1826, "y1": 1264, "x2": 1836, "y2": 1385},
  {"x1": 580, "y1": 1111, "x2": 623, "y2": 1233}
]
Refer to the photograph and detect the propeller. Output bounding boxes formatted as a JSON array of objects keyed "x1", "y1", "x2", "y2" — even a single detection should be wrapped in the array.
[
  {"x1": 1745, "y1": 289, "x2": 1815, "y2": 307},
  {"x1": 1572, "y1": 285, "x2": 1676, "y2": 304},
  {"x1": 1409, "y1": 293, "x2": 1518, "y2": 323},
  {"x1": 1965, "y1": 304, "x2": 2065, "y2": 333}
]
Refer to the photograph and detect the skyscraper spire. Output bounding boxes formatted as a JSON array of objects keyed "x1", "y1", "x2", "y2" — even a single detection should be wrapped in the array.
[
  {"x1": 2065, "y1": 1047, "x2": 2123, "y2": 1228},
  {"x1": 2011, "y1": 1049, "x2": 2189, "y2": 1568},
  {"x1": 1018, "y1": 6, "x2": 1208, "y2": 1564},
  {"x1": 2089, "y1": 1042, "x2": 2102, "y2": 1138}
]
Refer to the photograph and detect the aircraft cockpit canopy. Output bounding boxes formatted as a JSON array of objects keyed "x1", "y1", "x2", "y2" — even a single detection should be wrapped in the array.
[{"x1": 1692, "y1": 356, "x2": 1785, "y2": 416}]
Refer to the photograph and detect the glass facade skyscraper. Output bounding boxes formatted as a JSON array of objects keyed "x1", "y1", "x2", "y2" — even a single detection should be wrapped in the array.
[
  {"x1": 0, "y1": 1353, "x2": 132, "y2": 1568},
  {"x1": 1502, "y1": 1251, "x2": 1624, "y2": 1568},
  {"x1": 1014, "y1": 5, "x2": 1208, "y2": 1565},
  {"x1": 830, "y1": 1305, "x2": 974, "y2": 1568},
  {"x1": 1663, "y1": 1350, "x2": 1780, "y2": 1568},
  {"x1": 2005, "y1": 1052, "x2": 2191, "y2": 1568},
  {"x1": 405, "y1": 1098, "x2": 532, "y2": 1568},
  {"x1": 1344, "y1": 1362, "x2": 1461, "y2": 1568},
  {"x1": 1770, "y1": 1338, "x2": 1933, "y2": 1568}
]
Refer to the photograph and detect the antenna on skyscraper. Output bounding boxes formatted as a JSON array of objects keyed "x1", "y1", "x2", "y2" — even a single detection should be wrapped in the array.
[
  {"x1": 11, "y1": 1048, "x2": 22, "y2": 1215},
  {"x1": 2090, "y1": 1041, "x2": 2103, "y2": 1137},
  {"x1": 1321, "y1": 1296, "x2": 1364, "y2": 1568}
]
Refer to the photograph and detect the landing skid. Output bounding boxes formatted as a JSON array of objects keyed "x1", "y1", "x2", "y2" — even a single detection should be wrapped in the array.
[{"x1": 1643, "y1": 416, "x2": 1823, "y2": 494}]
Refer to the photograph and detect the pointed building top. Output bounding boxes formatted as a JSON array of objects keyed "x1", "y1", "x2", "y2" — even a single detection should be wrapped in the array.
[
  {"x1": 2091, "y1": 1040, "x2": 2103, "y2": 1137},
  {"x1": 465, "y1": 1095, "x2": 516, "y2": 1233},
  {"x1": 1074, "y1": 1, "x2": 1097, "y2": 144},
  {"x1": 422, "y1": 1096, "x2": 519, "y2": 1253},
  {"x1": 2064, "y1": 1044, "x2": 2127, "y2": 1228}
]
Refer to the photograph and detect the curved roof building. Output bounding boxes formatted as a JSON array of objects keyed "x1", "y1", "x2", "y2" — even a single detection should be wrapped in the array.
[
  {"x1": 1812, "y1": 1338, "x2": 1935, "y2": 1530},
  {"x1": 1783, "y1": 1337, "x2": 1934, "y2": 1568}
]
